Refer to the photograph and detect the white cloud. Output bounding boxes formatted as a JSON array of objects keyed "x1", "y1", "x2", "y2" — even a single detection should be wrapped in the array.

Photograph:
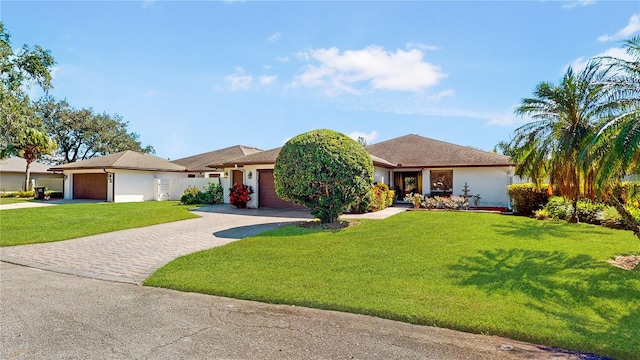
[
  {"x1": 567, "y1": 47, "x2": 632, "y2": 73},
  {"x1": 260, "y1": 75, "x2": 277, "y2": 85},
  {"x1": 405, "y1": 41, "x2": 439, "y2": 51},
  {"x1": 348, "y1": 130, "x2": 378, "y2": 144},
  {"x1": 267, "y1": 32, "x2": 282, "y2": 42},
  {"x1": 425, "y1": 89, "x2": 455, "y2": 102},
  {"x1": 276, "y1": 56, "x2": 290, "y2": 62},
  {"x1": 562, "y1": 0, "x2": 595, "y2": 9},
  {"x1": 293, "y1": 45, "x2": 446, "y2": 94},
  {"x1": 598, "y1": 14, "x2": 640, "y2": 42},
  {"x1": 225, "y1": 68, "x2": 253, "y2": 90}
]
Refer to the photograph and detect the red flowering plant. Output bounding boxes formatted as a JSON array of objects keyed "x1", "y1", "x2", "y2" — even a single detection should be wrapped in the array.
[{"x1": 228, "y1": 183, "x2": 254, "y2": 208}]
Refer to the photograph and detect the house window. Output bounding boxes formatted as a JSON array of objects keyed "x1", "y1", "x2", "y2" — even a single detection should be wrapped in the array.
[
  {"x1": 188, "y1": 174, "x2": 196, "y2": 178},
  {"x1": 430, "y1": 170, "x2": 453, "y2": 196},
  {"x1": 208, "y1": 174, "x2": 220, "y2": 178}
]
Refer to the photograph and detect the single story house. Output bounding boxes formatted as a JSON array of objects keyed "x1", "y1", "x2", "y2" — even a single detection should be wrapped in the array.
[
  {"x1": 0, "y1": 157, "x2": 63, "y2": 193},
  {"x1": 209, "y1": 134, "x2": 514, "y2": 209},
  {"x1": 49, "y1": 150, "x2": 190, "y2": 202},
  {"x1": 51, "y1": 134, "x2": 515, "y2": 207}
]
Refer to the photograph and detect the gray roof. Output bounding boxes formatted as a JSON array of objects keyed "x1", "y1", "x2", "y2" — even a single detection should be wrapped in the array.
[
  {"x1": 0, "y1": 157, "x2": 56, "y2": 174},
  {"x1": 49, "y1": 151, "x2": 187, "y2": 172},
  {"x1": 366, "y1": 134, "x2": 513, "y2": 168},
  {"x1": 172, "y1": 145, "x2": 263, "y2": 172}
]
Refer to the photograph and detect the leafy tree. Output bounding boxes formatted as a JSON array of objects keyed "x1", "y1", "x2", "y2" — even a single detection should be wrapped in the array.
[
  {"x1": 274, "y1": 129, "x2": 374, "y2": 223},
  {"x1": 510, "y1": 63, "x2": 610, "y2": 223},
  {"x1": 37, "y1": 97, "x2": 154, "y2": 163},
  {"x1": 0, "y1": 22, "x2": 55, "y2": 158},
  {"x1": 12, "y1": 128, "x2": 57, "y2": 190}
]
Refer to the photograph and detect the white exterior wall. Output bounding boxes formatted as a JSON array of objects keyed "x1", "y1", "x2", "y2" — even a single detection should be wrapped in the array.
[
  {"x1": 451, "y1": 167, "x2": 513, "y2": 208},
  {"x1": 373, "y1": 167, "x2": 391, "y2": 185}
]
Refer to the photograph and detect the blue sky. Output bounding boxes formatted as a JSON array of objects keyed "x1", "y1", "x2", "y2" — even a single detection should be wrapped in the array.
[{"x1": 3, "y1": 1, "x2": 639, "y2": 160}]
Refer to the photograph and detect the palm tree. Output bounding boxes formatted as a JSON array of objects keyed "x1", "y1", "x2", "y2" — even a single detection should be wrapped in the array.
[
  {"x1": 13, "y1": 127, "x2": 57, "y2": 191},
  {"x1": 589, "y1": 36, "x2": 640, "y2": 238},
  {"x1": 510, "y1": 62, "x2": 609, "y2": 223}
]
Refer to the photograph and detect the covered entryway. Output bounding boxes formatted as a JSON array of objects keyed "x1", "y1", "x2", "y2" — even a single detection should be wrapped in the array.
[
  {"x1": 258, "y1": 170, "x2": 305, "y2": 209},
  {"x1": 73, "y1": 173, "x2": 107, "y2": 200}
]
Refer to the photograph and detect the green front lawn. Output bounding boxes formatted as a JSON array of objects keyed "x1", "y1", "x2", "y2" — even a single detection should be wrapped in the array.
[
  {"x1": 0, "y1": 197, "x2": 32, "y2": 205},
  {"x1": 146, "y1": 211, "x2": 640, "y2": 360},
  {"x1": 0, "y1": 201, "x2": 200, "y2": 246}
]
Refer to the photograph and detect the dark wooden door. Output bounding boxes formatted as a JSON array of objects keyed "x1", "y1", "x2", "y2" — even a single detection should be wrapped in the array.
[
  {"x1": 73, "y1": 173, "x2": 107, "y2": 200},
  {"x1": 258, "y1": 170, "x2": 304, "y2": 209}
]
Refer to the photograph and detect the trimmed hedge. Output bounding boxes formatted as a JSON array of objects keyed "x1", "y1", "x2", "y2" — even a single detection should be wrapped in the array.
[
  {"x1": 348, "y1": 182, "x2": 395, "y2": 213},
  {"x1": 507, "y1": 183, "x2": 549, "y2": 216},
  {"x1": 274, "y1": 129, "x2": 374, "y2": 223}
]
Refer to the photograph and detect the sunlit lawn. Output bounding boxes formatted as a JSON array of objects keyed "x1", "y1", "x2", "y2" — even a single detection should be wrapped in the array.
[
  {"x1": 0, "y1": 201, "x2": 200, "y2": 246},
  {"x1": 0, "y1": 197, "x2": 32, "y2": 205},
  {"x1": 146, "y1": 211, "x2": 640, "y2": 359}
]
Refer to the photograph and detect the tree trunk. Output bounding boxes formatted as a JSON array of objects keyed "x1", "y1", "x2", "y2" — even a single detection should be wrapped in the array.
[
  {"x1": 568, "y1": 198, "x2": 579, "y2": 223},
  {"x1": 609, "y1": 197, "x2": 640, "y2": 240},
  {"x1": 23, "y1": 160, "x2": 32, "y2": 191}
]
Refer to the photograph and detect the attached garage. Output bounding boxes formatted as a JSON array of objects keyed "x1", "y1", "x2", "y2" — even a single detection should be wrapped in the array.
[
  {"x1": 73, "y1": 173, "x2": 108, "y2": 200},
  {"x1": 258, "y1": 170, "x2": 304, "y2": 209}
]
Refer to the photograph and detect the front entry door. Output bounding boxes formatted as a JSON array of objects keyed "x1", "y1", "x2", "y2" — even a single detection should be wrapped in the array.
[
  {"x1": 232, "y1": 170, "x2": 243, "y2": 186},
  {"x1": 394, "y1": 172, "x2": 422, "y2": 198}
]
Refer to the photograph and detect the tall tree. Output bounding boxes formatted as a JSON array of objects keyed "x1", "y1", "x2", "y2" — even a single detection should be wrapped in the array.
[
  {"x1": 0, "y1": 22, "x2": 55, "y2": 158},
  {"x1": 13, "y1": 128, "x2": 57, "y2": 190},
  {"x1": 37, "y1": 97, "x2": 154, "y2": 164},
  {"x1": 588, "y1": 36, "x2": 640, "y2": 238},
  {"x1": 510, "y1": 62, "x2": 610, "y2": 223}
]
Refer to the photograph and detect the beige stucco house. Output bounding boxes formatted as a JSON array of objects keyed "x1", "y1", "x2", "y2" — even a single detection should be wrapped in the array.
[{"x1": 0, "y1": 157, "x2": 63, "y2": 193}]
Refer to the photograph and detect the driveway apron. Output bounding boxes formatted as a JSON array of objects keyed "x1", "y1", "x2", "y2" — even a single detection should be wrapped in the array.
[{"x1": 0, "y1": 205, "x2": 312, "y2": 284}]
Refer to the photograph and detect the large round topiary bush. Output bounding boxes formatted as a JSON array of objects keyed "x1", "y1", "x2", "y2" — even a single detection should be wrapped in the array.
[{"x1": 274, "y1": 129, "x2": 374, "y2": 223}]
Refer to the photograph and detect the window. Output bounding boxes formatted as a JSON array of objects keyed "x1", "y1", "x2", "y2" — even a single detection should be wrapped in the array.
[
  {"x1": 430, "y1": 170, "x2": 453, "y2": 194},
  {"x1": 188, "y1": 174, "x2": 196, "y2": 178}
]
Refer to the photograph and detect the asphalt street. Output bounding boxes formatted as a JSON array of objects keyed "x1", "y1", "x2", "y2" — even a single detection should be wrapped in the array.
[{"x1": 1, "y1": 262, "x2": 586, "y2": 360}]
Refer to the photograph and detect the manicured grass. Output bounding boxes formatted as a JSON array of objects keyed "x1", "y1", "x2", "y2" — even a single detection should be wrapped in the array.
[
  {"x1": 0, "y1": 197, "x2": 33, "y2": 205},
  {"x1": 146, "y1": 211, "x2": 640, "y2": 360},
  {"x1": 0, "y1": 201, "x2": 200, "y2": 246}
]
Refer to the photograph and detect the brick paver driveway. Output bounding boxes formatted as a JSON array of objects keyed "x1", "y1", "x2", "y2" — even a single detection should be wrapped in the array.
[{"x1": 0, "y1": 205, "x2": 312, "y2": 284}]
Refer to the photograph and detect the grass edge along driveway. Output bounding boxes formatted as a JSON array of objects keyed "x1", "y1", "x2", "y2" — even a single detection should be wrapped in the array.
[
  {"x1": 1, "y1": 201, "x2": 200, "y2": 247},
  {"x1": 146, "y1": 211, "x2": 640, "y2": 360}
]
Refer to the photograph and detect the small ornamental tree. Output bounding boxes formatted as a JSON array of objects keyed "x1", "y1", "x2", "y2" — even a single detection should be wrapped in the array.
[{"x1": 274, "y1": 129, "x2": 374, "y2": 223}]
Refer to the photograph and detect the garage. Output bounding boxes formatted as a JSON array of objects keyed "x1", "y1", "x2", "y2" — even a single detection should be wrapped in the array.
[
  {"x1": 258, "y1": 170, "x2": 305, "y2": 209},
  {"x1": 73, "y1": 173, "x2": 108, "y2": 200}
]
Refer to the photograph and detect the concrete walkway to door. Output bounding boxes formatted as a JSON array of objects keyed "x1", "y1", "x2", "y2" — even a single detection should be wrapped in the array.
[{"x1": 0, "y1": 205, "x2": 313, "y2": 284}]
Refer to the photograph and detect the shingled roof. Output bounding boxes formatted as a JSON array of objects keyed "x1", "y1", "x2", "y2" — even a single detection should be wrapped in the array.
[
  {"x1": 366, "y1": 134, "x2": 512, "y2": 168},
  {"x1": 211, "y1": 147, "x2": 283, "y2": 167},
  {"x1": 211, "y1": 146, "x2": 397, "y2": 169},
  {"x1": 48, "y1": 151, "x2": 187, "y2": 172},
  {"x1": 172, "y1": 145, "x2": 263, "y2": 172},
  {"x1": 0, "y1": 157, "x2": 56, "y2": 174}
]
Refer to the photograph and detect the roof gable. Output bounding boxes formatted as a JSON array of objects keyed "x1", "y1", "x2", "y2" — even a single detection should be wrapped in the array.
[
  {"x1": 366, "y1": 134, "x2": 512, "y2": 168},
  {"x1": 172, "y1": 145, "x2": 263, "y2": 172},
  {"x1": 49, "y1": 151, "x2": 187, "y2": 172}
]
